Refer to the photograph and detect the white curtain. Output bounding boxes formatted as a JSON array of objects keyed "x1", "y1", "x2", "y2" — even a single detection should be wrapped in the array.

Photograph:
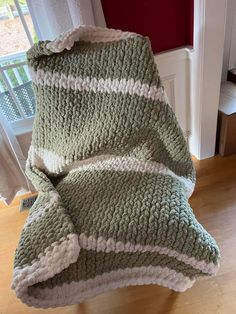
[
  {"x1": 0, "y1": 0, "x2": 106, "y2": 205},
  {"x1": 0, "y1": 116, "x2": 31, "y2": 205},
  {"x1": 27, "y1": 0, "x2": 106, "y2": 41}
]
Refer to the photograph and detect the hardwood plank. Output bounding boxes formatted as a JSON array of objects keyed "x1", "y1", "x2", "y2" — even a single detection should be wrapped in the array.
[{"x1": 1, "y1": 154, "x2": 236, "y2": 314}]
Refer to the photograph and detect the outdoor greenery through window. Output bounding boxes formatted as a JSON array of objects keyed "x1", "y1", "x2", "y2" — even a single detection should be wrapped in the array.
[{"x1": 0, "y1": 0, "x2": 37, "y2": 123}]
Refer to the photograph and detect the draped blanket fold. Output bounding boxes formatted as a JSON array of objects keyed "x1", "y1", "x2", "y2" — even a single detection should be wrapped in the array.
[{"x1": 12, "y1": 26, "x2": 220, "y2": 308}]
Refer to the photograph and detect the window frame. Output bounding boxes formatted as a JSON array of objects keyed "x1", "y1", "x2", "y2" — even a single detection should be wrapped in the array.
[{"x1": 0, "y1": 0, "x2": 35, "y2": 134}]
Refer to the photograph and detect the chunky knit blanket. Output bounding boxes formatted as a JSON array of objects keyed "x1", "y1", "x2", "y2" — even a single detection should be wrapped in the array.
[{"x1": 12, "y1": 26, "x2": 220, "y2": 308}]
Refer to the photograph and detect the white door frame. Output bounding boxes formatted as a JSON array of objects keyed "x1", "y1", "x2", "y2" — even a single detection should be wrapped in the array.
[
  {"x1": 189, "y1": 0, "x2": 227, "y2": 159},
  {"x1": 222, "y1": 0, "x2": 236, "y2": 82}
]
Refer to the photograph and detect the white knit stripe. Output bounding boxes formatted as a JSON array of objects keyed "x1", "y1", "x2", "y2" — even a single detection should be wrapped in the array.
[
  {"x1": 46, "y1": 26, "x2": 138, "y2": 53},
  {"x1": 27, "y1": 145, "x2": 71, "y2": 175},
  {"x1": 15, "y1": 266, "x2": 195, "y2": 308},
  {"x1": 78, "y1": 233, "x2": 219, "y2": 275},
  {"x1": 28, "y1": 146, "x2": 195, "y2": 198},
  {"x1": 69, "y1": 155, "x2": 195, "y2": 198},
  {"x1": 30, "y1": 68, "x2": 166, "y2": 103},
  {"x1": 31, "y1": 267, "x2": 194, "y2": 308},
  {"x1": 12, "y1": 234, "x2": 80, "y2": 302}
]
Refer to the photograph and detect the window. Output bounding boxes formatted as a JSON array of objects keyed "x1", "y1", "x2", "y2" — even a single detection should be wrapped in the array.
[{"x1": 0, "y1": 0, "x2": 37, "y2": 133}]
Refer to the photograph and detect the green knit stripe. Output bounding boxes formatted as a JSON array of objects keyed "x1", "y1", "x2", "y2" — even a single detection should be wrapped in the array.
[
  {"x1": 31, "y1": 86, "x2": 194, "y2": 180},
  {"x1": 27, "y1": 37, "x2": 161, "y2": 86},
  {"x1": 30, "y1": 249, "x2": 203, "y2": 291},
  {"x1": 14, "y1": 191, "x2": 76, "y2": 268},
  {"x1": 16, "y1": 167, "x2": 217, "y2": 268},
  {"x1": 55, "y1": 170, "x2": 219, "y2": 265}
]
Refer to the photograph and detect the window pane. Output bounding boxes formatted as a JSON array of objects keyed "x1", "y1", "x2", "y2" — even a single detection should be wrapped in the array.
[
  {"x1": 0, "y1": 1, "x2": 36, "y2": 122},
  {"x1": 0, "y1": 0, "x2": 35, "y2": 55},
  {"x1": 21, "y1": 0, "x2": 38, "y2": 44},
  {"x1": 13, "y1": 80, "x2": 35, "y2": 118},
  {"x1": 0, "y1": 72, "x2": 22, "y2": 121},
  {"x1": 0, "y1": 61, "x2": 35, "y2": 121}
]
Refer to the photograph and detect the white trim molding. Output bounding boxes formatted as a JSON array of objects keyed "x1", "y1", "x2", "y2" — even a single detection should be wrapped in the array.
[
  {"x1": 189, "y1": 0, "x2": 227, "y2": 159},
  {"x1": 11, "y1": 116, "x2": 34, "y2": 136},
  {"x1": 221, "y1": 0, "x2": 236, "y2": 81}
]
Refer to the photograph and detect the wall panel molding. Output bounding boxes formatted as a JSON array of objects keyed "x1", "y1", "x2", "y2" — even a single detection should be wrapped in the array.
[{"x1": 155, "y1": 48, "x2": 191, "y2": 141}]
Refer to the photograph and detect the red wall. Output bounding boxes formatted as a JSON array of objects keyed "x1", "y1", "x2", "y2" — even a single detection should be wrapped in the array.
[{"x1": 101, "y1": 0, "x2": 194, "y2": 53}]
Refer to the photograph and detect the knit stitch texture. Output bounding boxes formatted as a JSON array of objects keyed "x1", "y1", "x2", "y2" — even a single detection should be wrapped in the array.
[{"x1": 12, "y1": 26, "x2": 220, "y2": 308}]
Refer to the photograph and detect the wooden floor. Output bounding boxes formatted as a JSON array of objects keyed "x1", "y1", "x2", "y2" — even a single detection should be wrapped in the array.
[{"x1": 1, "y1": 154, "x2": 236, "y2": 314}]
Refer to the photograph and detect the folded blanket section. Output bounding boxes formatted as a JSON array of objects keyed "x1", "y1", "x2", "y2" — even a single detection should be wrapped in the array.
[{"x1": 12, "y1": 26, "x2": 220, "y2": 308}]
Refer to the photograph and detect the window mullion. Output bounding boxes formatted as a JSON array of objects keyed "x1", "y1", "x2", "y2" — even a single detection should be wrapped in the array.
[
  {"x1": 0, "y1": 82, "x2": 4, "y2": 93},
  {"x1": 14, "y1": 0, "x2": 34, "y2": 47},
  {"x1": 12, "y1": 67, "x2": 23, "y2": 85},
  {"x1": 3, "y1": 70, "x2": 14, "y2": 89},
  {"x1": 23, "y1": 65, "x2": 31, "y2": 81},
  {"x1": 0, "y1": 68, "x2": 26, "y2": 119}
]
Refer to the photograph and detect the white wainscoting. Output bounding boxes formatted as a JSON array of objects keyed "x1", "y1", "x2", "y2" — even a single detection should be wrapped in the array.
[{"x1": 154, "y1": 48, "x2": 191, "y2": 140}]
